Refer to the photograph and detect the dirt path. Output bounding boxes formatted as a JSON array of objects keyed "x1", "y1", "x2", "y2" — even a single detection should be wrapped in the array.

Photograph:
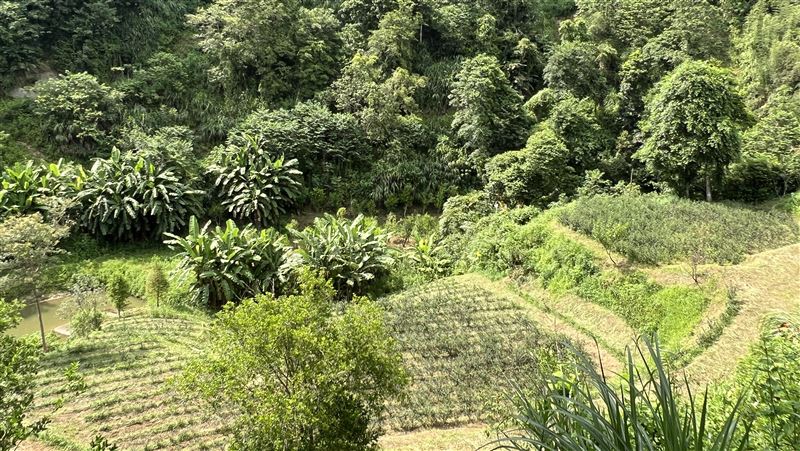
[{"x1": 684, "y1": 243, "x2": 800, "y2": 386}]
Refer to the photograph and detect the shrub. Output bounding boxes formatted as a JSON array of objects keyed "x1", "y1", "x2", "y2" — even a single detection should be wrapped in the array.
[
  {"x1": 32, "y1": 72, "x2": 123, "y2": 155},
  {"x1": 291, "y1": 212, "x2": 393, "y2": 299},
  {"x1": 166, "y1": 217, "x2": 294, "y2": 309},
  {"x1": 178, "y1": 273, "x2": 406, "y2": 449},
  {"x1": 491, "y1": 339, "x2": 751, "y2": 450},
  {"x1": 144, "y1": 259, "x2": 170, "y2": 308},
  {"x1": 76, "y1": 149, "x2": 205, "y2": 241},
  {"x1": 560, "y1": 192, "x2": 799, "y2": 264},
  {"x1": 486, "y1": 126, "x2": 577, "y2": 207},
  {"x1": 0, "y1": 160, "x2": 78, "y2": 219},
  {"x1": 210, "y1": 134, "x2": 303, "y2": 228},
  {"x1": 438, "y1": 191, "x2": 495, "y2": 239}
]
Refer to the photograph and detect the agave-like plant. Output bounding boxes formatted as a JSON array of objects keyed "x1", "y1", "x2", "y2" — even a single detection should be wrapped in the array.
[
  {"x1": 488, "y1": 337, "x2": 751, "y2": 451},
  {"x1": 76, "y1": 149, "x2": 205, "y2": 240},
  {"x1": 0, "y1": 160, "x2": 78, "y2": 218},
  {"x1": 165, "y1": 216, "x2": 295, "y2": 309},
  {"x1": 211, "y1": 134, "x2": 303, "y2": 228},
  {"x1": 291, "y1": 212, "x2": 394, "y2": 299}
]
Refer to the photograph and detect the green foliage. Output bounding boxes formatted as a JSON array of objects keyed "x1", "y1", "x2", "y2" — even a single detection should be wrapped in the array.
[
  {"x1": 486, "y1": 125, "x2": 577, "y2": 206},
  {"x1": 733, "y1": 314, "x2": 800, "y2": 449},
  {"x1": 637, "y1": 61, "x2": 751, "y2": 200},
  {"x1": 0, "y1": 213, "x2": 69, "y2": 301},
  {"x1": 76, "y1": 149, "x2": 204, "y2": 241},
  {"x1": 32, "y1": 72, "x2": 123, "y2": 155},
  {"x1": 0, "y1": 0, "x2": 47, "y2": 83},
  {"x1": 560, "y1": 193, "x2": 799, "y2": 264},
  {"x1": 179, "y1": 274, "x2": 406, "y2": 450},
  {"x1": 543, "y1": 41, "x2": 611, "y2": 102},
  {"x1": 382, "y1": 278, "x2": 567, "y2": 430},
  {"x1": 166, "y1": 217, "x2": 294, "y2": 309},
  {"x1": 144, "y1": 259, "x2": 169, "y2": 308},
  {"x1": 227, "y1": 102, "x2": 367, "y2": 192},
  {"x1": 449, "y1": 54, "x2": 530, "y2": 171},
  {"x1": 0, "y1": 159, "x2": 77, "y2": 219},
  {"x1": 736, "y1": 0, "x2": 800, "y2": 105},
  {"x1": 210, "y1": 134, "x2": 303, "y2": 228},
  {"x1": 0, "y1": 298, "x2": 48, "y2": 449},
  {"x1": 291, "y1": 212, "x2": 394, "y2": 299},
  {"x1": 189, "y1": 0, "x2": 341, "y2": 100},
  {"x1": 491, "y1": 338, "x2": 751, "y2": 450},
  {"x1": 62, "y1": 273, "x2": 104, "y2": 337},
  {"x1": 106, "y1": 273, "x2": 129, "y2": 318}
]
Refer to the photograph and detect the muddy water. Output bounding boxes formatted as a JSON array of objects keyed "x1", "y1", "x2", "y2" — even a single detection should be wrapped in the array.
[{"x1": 8, "y1": 295, "x2": 145, "y2": 338}]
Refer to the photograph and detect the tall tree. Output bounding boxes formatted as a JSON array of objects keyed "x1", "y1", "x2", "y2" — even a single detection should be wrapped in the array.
[
  {"x1": 449, "y1": 54, "x2": 530, "y2": 171},
  {"x1": 637, "y1": 61, "x2": 751, "y2": 201},
  {"x1": 0, "y1": 213, "x2": 70, "y2": 351}
]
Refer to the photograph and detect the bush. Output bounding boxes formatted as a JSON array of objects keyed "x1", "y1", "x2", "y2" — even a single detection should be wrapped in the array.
[
  {"x1": 559, "y1": 192, "x2": 799, "y2": 264},
  {"x1": 0, "y1": 160, "x2": 78, "y2": 219},
  {"x1": 178, "y1": 273, "x2": 406, "y2": 449},
  {"x1": 32, "y1": 72, "x2": 123, "y2": 155},
  {"x1": 291, "y1": 212, "x2": 394, "y2": 299},
  {"x1": 166, "y1": 217, "x2": 294, "y2": 309},
  {"x1": 209, "y1": 134, "x2": 303, "y2": 228},
  {"x1": 76, "y1": 149, "x2": 205, "y2": 241}
]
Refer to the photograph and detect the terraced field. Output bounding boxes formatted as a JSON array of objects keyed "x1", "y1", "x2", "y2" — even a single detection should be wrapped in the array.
[
  {"x1": 381, "y1": 278, "x2": 570, "y2": 431},
  {"x1": 25, "y1": 312, "x2": 230, "y2": 451}
]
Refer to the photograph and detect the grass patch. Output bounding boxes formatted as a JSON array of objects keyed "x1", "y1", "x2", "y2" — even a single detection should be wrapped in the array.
[
  {"x1": 559, "y1": 193, "x2": 798, "y2": 264},
  {"x1": 380, "y1": 277, "x2": 568, "y2": 431}
]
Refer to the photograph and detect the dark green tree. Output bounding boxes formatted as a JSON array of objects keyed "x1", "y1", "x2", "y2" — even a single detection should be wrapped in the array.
[
  {"x1": 449, "y1": 54, "x2": 530, "y2": 172},
  {"x1": 637, "y1": 61, "x2": 751, "y2": 201}
]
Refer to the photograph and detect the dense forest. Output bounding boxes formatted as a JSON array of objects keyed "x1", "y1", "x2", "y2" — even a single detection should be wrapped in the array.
[{"x1": 1, "y1": 0, "x2": 799, "y2": 450}]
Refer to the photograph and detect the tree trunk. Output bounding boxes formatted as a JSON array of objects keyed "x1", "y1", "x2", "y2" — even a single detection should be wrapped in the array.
[
  {"x1": 35, "y1": 297, "x2": 48, "y2": 352},
  {"x1": 705, "y1": 173, "x2": 712, "y2": 202}
]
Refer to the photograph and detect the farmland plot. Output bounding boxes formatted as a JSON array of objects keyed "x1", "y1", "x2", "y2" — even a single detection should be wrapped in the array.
[
  {"x1": 28, "y1": 312, "x2": 230, "y2": 451},
  {"x1": 381, "y1": 278, "x2": 570, "y2": 431}
]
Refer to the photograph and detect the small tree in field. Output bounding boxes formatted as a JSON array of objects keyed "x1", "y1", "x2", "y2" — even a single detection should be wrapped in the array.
[
  {"x1": 145, "y1": 259, "x2": 169, "y2": 308},
  {"x1": 179, "y1": 272, "x2": 407, "y2": 449},
  {"x1": 0, "y1": 213, "x2": 70, "y2": 351},
  {"x1": 106, "y1": 274, "x2": 130, "y2": 318},
  {"x1": 592, "y1": 220, "x2": 628, "y2": 267}
]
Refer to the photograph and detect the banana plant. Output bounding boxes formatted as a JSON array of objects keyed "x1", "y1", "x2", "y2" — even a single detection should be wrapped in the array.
[
  {"x1": 211, "y1": 133, "x2": 303, "y2": 228},
  {"x1": 76, "y1": 149, "x2": 205, "y2": 240},
  {"x1": 166, "y1": 216, "x2": 295, "y2": 308},
  {"x1": 291, "y1": 212, "x2": 394, "y2": 299}
]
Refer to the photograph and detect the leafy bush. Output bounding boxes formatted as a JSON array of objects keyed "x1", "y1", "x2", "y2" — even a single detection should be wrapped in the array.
[
  {"x1": 32, "y1": 72, "x2": 123, "y2": 155},
  {"x1": 457, "y1": 212, "x2": 709, "y2": 347},
  {"x1": 0, "y1": 160, "x2": 77, "y2": 219},
  {"x1": 76, "y1": 149, "x2": 205, "y2": 241},
  {"x1": 727, "y1": 314, "x2": 800, "y2": 449},
  {"x1": 560, "y1": 193, "x2": 799, "y2": 264},
  {"x1": 486, "y1": 126, "x2": 577, "y2": 207},
  {"x1": 166, "y1": 217, "x2": 294, "y2": 309},
  {"x1": 491, "y1": 339, "x2": 751, "y2": 450},
  {"x1": 179, "y1": 273, "x2": 406, "y2": 449},
  {"x1": 291, "y1": 212, "x2": 393, "y2": 299},
  {"x1": 210, "y1": 134, "x2": 303, "y2": 228}
]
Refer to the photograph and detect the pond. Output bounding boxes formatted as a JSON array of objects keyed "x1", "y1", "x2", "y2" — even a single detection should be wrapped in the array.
[{"x1": 8, "y1": 295, "x2": 145, "y2": 338}]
